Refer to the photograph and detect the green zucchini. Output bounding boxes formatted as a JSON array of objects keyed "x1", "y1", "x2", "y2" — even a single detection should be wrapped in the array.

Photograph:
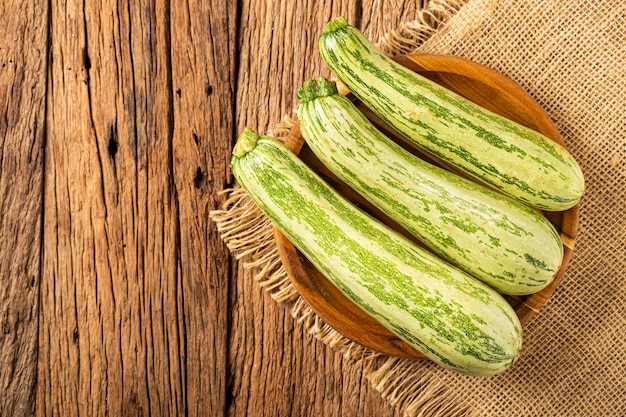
[
  {"x1": 297, "y1": 77, "x2": 564, "y2": 295},
  {"x1": 231, "y1": 128, "x2": 523, "y2": 376},
  {"x1": 319, "y1": 17, "x2": 584, "y2": 211}
]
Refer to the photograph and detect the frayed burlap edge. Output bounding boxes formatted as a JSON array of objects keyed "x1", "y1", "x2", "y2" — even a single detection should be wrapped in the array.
[
  {"x1": 378, "y1": 0, "x2": 469, "y2": 55},
  {"x1": 209, "y1": 2, "x2": 475, "y2": 416}
]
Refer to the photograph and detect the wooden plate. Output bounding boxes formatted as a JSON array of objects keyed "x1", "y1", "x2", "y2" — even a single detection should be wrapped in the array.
[{"x1": 274, "y1": 54, "x2": 580, "y2": 360}]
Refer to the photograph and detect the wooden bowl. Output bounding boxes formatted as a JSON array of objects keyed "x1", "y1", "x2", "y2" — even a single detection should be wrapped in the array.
[{"x1": 274, "y1": 54, "x2": 579, "y2": 360}]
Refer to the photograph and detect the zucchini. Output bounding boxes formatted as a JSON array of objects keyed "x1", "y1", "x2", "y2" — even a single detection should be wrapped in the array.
[
  {"x1": 231, "y1": 128, "x2": 523, "y2": 376},
  {"x1": 297, "y1": 77, "x2": 564, "y2": 295},
  {"x1": 319, "y1": 17, "x2": 584, "y2": 211}
]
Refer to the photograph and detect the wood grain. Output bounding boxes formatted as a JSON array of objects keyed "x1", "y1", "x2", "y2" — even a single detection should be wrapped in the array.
[
  {"x1": 0, "y1": 1, "x2": 433, "y2": 416},
  {"x1": 170, "y1": 0, "x2": 236, "y2": 415},
  {"x1": 39, "y1": 0, "x2": 183, "y2": 414},
  {"x1": 0, "y1": 1, "x2": 48, "y2": 415}
]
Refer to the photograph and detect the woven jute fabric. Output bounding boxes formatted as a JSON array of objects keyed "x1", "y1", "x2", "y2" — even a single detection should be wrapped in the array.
[
  {"x1": 405, "y1": 1, "x2": 625, "y2": 415},
  {"x1": 211, "y1": 1, "x2": 625, "y2": 415}
]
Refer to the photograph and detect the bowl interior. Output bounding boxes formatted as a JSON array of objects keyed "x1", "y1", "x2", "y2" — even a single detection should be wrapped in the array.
[{"x1": 274, "y1": 54, "x2": 579, "y2": 360}]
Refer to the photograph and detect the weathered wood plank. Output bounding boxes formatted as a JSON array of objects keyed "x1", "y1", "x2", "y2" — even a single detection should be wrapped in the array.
[
  {"x1": 0, "y1": 0, "x2": 48, "y2": 415},
  {"x1": 170, "y1": 0, "x2": 237, "y2": 415},
  {"x1": 228, "y1": 1, "x2": 427, "y2": 416},
  {"x1": 37, "y1": 0, "x2": 185, "y2": 415}
]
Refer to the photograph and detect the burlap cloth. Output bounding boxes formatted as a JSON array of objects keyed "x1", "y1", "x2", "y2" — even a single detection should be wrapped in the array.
[{"x1": 210, "y1": 1, "x2": 626, "y2": 415}]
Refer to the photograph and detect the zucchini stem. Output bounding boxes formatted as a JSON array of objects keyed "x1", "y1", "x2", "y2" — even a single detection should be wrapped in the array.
[
  {"x1": 322, "y1": 16, "x2": 349, "y2": 35},
  {"x1": 297, "y1": 77, "x2": 338, "y2": 103},
  {"x1": 233, "y1": 127, "x2": 259, "y2": 158}
]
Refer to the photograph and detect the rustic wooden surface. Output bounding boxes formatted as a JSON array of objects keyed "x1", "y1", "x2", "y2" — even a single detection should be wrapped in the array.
[{"x1": 1, "y1": 1, "x2": 428, "y2": 415}]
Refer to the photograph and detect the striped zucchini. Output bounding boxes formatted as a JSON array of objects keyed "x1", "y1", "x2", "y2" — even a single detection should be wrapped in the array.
[
  {"x1": 297, "y1": 77, "x2": 564, "y2": 295},
  {"x1": 231, "y1": 128, "x2": 523, "y2": 376},
  {"x1": 319, "y1": 17, "x2": 584, "y2": 211}
]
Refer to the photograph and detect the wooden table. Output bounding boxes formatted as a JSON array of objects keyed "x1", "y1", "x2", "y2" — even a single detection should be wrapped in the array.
[{"x1": 1, "y1": 1, "x2": 430, "y2": 415}]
